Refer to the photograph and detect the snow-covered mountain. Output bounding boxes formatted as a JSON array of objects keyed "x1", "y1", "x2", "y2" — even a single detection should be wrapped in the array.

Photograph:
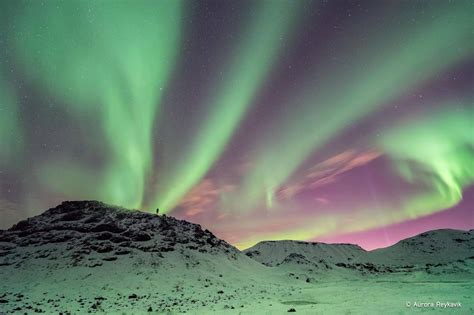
[
  {"x1": 0, "y1": 201, "x2": 277, "y2": 313},
  {"x1": 0, "y1": 200, "x2": 240, "y2": 267},
  {"x1": 359, "y1": 229, "x2": 474, "y2": 266},
  {"x1": 244, "y1": 229, "x2": 474, "y2": 268},
  {"x1": 244, "y1": 240, "x2": 366, "y2": 267}
]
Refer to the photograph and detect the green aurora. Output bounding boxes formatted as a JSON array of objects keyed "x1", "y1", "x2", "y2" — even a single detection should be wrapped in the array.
[
  {"x1": 0, "y1": 0, "x2": 472, "y2": 248},
  {"x1": 234, "y1": 2, "x2": 473, "y2": 211},
  {"x1": 9, "y1": 0, "x2": 183, "y2": 208},
  {"x1": 150, "y1": 1, "x2": 305, "y2": 212}
]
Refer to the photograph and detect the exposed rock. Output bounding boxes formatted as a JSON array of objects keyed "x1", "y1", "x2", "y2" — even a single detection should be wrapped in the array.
[{"x1": 0, "y1": 200, "x2": 240, "y2": 267}]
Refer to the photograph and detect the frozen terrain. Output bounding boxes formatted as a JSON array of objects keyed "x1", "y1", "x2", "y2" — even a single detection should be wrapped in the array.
[{"x1": 0, "y1": 201, "x2": 472, "y2": 314}]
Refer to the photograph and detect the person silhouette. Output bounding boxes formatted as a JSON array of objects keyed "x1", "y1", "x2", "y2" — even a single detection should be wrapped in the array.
[{"x1": 155, "y1": 208, "x2": 160, "y2": 214}]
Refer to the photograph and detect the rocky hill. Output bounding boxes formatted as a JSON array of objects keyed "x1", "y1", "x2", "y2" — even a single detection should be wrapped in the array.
[
  {"x1": 0, "y1": 200, "x2": 238, "y2": 268},
  {"x1": 0, "y1": 201, "x2": 275, "y2": 314}
]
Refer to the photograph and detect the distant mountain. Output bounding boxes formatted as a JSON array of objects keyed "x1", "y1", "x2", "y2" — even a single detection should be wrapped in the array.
[
  {"x1": 244, "y1": 229, "x2": 474, "y2": 271},
  {"x1": 244, "y1": 240, "x2": 366, "y2": 267},
  {"x1": 358, "y1": 229, "x2": 474, "y2": 266}
]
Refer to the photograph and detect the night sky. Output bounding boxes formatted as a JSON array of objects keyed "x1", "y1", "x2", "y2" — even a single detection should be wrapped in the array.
[{"x1": 0, "y1": 0, "x2": 472, "y2": 250}]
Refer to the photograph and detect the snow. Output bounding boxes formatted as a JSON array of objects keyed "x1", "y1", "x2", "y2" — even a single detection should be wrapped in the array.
[
  {"x1": 0, "y1": 201, "x2": 472, "y2": 314},
  {"x1": 244, "y1": 240, "x2": 366, "y2": 266}
]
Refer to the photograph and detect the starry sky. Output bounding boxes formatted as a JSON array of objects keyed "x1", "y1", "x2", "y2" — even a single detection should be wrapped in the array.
[{"x1": 0, "y1": 0, "x2": 473, "y2": 250}]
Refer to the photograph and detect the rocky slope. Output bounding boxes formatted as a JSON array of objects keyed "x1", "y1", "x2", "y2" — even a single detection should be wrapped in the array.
[
  {"x1": 0, "y1": 200, "x2": 238, "y2": 268},
  {"x1": 0, "y1": 201, "x2": 277, "y2": 314}
]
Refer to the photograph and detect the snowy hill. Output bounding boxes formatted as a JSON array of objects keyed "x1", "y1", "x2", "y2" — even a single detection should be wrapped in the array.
[
  {"x1": 244, "y1": 229, "x2": 474, "y2": 268},
  {"x1": 0, "y1": 200, "x2": 240, "y2": 267},
  {"x1": 358, "y1": 229, "x2": 474, "y2": 266},
  {"x1": 0, "y1": 201, "x2": 279, "y2": 313},
  {"x1": 243, "y1": 240, "x2": 366, "y2": 267}
]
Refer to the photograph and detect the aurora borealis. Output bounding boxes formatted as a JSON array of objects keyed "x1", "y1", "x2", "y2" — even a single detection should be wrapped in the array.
[{"x1": 0, "y1": 0, "x2": 472, "y2": 250}]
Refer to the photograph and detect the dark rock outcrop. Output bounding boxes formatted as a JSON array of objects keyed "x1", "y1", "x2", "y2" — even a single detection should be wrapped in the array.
[{"x1": 0, "y1": 200, "x2": 238, "y2": 267}]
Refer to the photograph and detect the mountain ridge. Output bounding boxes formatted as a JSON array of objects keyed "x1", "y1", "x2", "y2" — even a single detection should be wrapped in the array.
[
  {"x1": 244, "y1": 228, "x2": 474, "y2": 267},
  {"x1": 1, "y1": 200, "x2": 241, "y2": 268}
]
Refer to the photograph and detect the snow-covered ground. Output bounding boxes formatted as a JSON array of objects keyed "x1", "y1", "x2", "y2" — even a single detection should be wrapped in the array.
[{"x1": 0, "y1": 201, "x2": 472, "y2": 314}]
